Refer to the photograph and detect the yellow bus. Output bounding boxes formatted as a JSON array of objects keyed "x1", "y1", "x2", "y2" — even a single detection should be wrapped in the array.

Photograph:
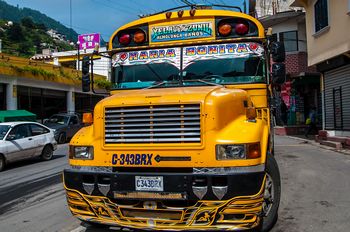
[{"x1": 64, "y1": 5, "x2": 285, "y2": 231}]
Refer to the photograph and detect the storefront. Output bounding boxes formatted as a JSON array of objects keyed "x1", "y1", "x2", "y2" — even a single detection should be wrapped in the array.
[
  {"x1": 324, "y1": 64, "x2": 350, "y2": 132},
  {"x1": 275, "y1": 74, "x2": 321, "y2": 127},
  {"x1": 17, "y1": 86, "x2": 67, "y2": 120}
]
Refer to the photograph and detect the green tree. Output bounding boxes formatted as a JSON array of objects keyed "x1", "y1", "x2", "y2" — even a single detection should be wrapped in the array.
[
  {"x1": 21, "y1": 17, "x2": 35, "y2": 29},
  {"x1": 7, "y1": 23, "x2": 24, "y2": 41}
]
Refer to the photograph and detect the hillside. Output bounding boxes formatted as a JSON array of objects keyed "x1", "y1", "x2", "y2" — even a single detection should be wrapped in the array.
[
  {"x1": 0, "y1": 0, "x2": 78, "y2": 42},
  {"x1": 0, "y1": 18, "x2": 75, "y2": 57}
]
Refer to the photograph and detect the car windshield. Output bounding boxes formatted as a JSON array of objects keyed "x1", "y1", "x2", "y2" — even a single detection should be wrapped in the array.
[
  {"x1": 0, "y1": 125, "x2": 11, "y2": 140},
  {"x1": 111, "y1": 42, "x2": 265, "y2": 90},
  {"x1": 48, "y1": 115, "x2": 69, "y2": 125}
]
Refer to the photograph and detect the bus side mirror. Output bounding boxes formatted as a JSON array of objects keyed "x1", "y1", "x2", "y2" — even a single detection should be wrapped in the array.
[
  {"x1": 82, "y1": 56, "x2": 91, "y2": 92},
  {"x1": 272, "y1": 63, "x2": 286, "y2": 84},
  {"x1": 270, "y1": 42, "x2": 285, "y2": 62}
]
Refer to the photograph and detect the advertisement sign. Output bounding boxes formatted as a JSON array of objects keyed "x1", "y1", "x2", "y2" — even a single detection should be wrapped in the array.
[
  {"x1": 150, "y1": 21, "x2": 214, "y2": 43},
  {"x1": 78, "y1": 33, "x2": 100, "y2": 50},
  {"x1": 112, "y1": 42, "x2": 263, "y2": 68}
]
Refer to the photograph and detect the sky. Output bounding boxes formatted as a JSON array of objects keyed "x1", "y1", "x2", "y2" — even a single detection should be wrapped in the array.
[{"x1": 4, "y1": 0, "x2": 248, "y2": 42}]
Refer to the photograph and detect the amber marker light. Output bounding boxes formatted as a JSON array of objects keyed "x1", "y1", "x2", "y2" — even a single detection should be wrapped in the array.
[
  {"x1": 165, "y1": 12, "x2": 172, "y2": 19},
  {"x1": 190, "y1": 9, "x2": 196, "y2": 16},
  {"x1": 177, "y1": 10, "x2": 184, "y2": 17},
  {"x1": 133, "y1": 30, "x2": 146, "y2": 44},
  {"x1": 247, "y1": 143, "x2": 261, "y2": 159},
  {"x1": 83, "y1": 113, "x2": 93, "y2": 124},
  {"x1": 218, "y1": 23, "x2": 232, "y2": 36}
]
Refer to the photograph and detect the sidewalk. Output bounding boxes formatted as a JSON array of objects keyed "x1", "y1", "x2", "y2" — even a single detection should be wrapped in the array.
[{"x1": 280, "y1": 134, "x2": 350, "y2": 156}]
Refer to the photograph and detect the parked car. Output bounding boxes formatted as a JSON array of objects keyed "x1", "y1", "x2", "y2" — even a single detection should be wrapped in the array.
[
  {"x1": 44, "y1": 113, "x2": 83, "y2": 144},
  {"x1": 0, "y1": 121, "x2": 57, "y2": 172}
]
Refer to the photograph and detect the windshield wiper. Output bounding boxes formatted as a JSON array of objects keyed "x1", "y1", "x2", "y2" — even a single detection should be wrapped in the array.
[
  {"x1": 144, "y1": 80, "x2": 182, "y2": 89},
  {"x1": 184, "y1": 78, "x2": 223, "y2": 86},
  {"x1": 144, "y1": 81, "x2": 168, "y2": 89}
]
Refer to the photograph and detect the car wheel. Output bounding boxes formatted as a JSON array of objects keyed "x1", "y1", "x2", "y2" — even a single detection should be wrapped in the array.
[
  {"x1": 58, "y1": 133, "x2": 66, "y2": 144},
  {"x1": 261, "y1": 154, "x2": 281, "y2": 232},
  {"x1": 41, "y1": 145, "x2": 54, "y2": 161},
  {"x1": 0, "y1": 155, "x2": 5, "y2": 172}
]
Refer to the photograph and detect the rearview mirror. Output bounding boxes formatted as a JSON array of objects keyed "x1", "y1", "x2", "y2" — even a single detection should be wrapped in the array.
[
  {"x1": 272, "y1": 63, "x2": 286, "y2": 84},
  {"x1": 270, "y1": 42, "x2": 285, "y2": 62}
]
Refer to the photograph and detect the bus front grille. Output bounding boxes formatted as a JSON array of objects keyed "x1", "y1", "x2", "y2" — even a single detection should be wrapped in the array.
[{"x1": 104, "y1": 104, "x2": 201, "y2": 144}]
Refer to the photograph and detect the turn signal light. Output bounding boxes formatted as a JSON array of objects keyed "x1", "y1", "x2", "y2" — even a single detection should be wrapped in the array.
[
  {"x1": 235, "y1": 23, "x2": 249, "y2": 35},
  {"x1": 218, "y1": 23, "x2": 232, "y2": 36},
  {"x1": 83, "y1": 113, "x2": 93, "y2": 124},
  {"x1": 247, "y1": 143, "x2": 261, "y2": 159},
  {"x1": 119, "y1": 33, "x2": 131, "y2": 45},
  {"x1": 133, "y1": 30, "x2": 146, "y2": 44}
]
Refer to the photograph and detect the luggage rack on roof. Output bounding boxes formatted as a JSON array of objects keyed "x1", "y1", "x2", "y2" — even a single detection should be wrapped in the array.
[{"x1": 139, "y1": 3, "x2": 243, "y2": 18}]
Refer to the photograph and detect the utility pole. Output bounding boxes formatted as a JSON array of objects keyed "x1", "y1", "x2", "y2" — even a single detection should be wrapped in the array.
[
  {"x1": 0, "y1": 39, "x2": 2, "y2": 53},
  {"x1": 70, "y1": 0, "x2": 72, "y2": 41}
]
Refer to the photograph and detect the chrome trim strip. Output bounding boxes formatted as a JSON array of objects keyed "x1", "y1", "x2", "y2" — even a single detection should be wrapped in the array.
[
  {"x1": 105, "y1": 106, "x2": 200, "y2": 113},
  {"x1": 105, "y1": 122, "x2": 200, "y2": 128},
  {"x1": 105, "y1": 117, "x2": 200, "y2": 123},
  {"x1": 105, "y1": 127, "x2": 200, "y2": 133},
  {"x1": 70, "y1": 165, "x2": 113, "y2": 173},
  {"x1": 105, "y1": 112, "x2": 200, "y2": 118},
  {"x1": 105, "y1": 132, "x2": 200, "y2": 138},
  {"x1": 193, "y1": 164, "x2": 265, "y2": 174},
  {"x1": 105, "y1": 137, "x2": 201, "y2": 143}
]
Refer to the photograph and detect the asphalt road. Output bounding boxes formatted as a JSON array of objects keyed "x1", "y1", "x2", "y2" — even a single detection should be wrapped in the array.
[{"x1": 0, "y1": 136, "x2": 350, "y2": 232}]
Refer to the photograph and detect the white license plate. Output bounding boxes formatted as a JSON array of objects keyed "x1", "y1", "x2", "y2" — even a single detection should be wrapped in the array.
[{"x1": 135, "y1": 176, "x2": 163, "y2": 192}]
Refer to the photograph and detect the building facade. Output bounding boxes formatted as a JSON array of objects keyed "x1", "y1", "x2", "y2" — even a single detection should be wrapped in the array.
[
  {"x1": 260, "y1": 11, "x2": 320, "y2": 129},
  {"x1": 255, "y1": 0, "x2": 303, "y2": 17},
  {"x1": 292, "y1": 0, "x2": 350, "y2": 136},
  {"x1": 0, "y1": 55, "x2": 104, "y2": 121}
]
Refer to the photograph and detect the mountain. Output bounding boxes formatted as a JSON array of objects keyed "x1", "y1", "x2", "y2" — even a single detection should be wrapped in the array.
[{"x1": 0, "y1": 0, "x2": 78, "y2": 42}]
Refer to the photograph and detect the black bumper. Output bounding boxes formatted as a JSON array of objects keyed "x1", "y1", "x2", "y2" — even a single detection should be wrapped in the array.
[{"x1": 63, "y1": 167, "x2": 265, "y2": 201}]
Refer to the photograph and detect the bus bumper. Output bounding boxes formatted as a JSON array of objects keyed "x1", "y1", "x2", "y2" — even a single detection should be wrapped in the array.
[{"x1": 63, "y1": 166, "x2": 266, "y2": 231}]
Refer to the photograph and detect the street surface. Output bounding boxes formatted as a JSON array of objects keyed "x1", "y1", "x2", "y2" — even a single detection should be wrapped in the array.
[{"x1": 0, "y1": 136, "x2": 350, "y2": 232}]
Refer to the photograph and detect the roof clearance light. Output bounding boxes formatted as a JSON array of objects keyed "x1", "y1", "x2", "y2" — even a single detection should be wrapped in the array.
[
  {"x1": 119, "y1": 33, "x2": 131, "y2": 45},
  {"x1": 218, "y1": 23, "x2": 232, "y2": 36},
  {"x1": 133, "y1": 30, "x2": 146, "y2": 44},
  {"x1": 235, "y1": 23, "x2": 249, "y2": 35}
]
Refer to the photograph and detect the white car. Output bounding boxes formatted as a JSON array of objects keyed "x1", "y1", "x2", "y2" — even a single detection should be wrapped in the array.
[{"x1": 0, "y1": 121, "x2": 57, "y2": 172}]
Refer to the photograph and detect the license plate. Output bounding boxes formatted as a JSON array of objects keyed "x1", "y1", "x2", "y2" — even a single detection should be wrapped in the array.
[{"x1": 135, "y1": 176, "x2": 163, "y2": 192}]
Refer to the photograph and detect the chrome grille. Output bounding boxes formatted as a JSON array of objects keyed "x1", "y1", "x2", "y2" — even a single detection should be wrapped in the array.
[{"x1": 104, "y1": 104, "x2": 201, "y2": 144}]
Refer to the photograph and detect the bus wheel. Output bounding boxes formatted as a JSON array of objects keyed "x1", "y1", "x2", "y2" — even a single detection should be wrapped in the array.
[{"x1": 261, "y1": 154, "x2": 281, "y2": 232}]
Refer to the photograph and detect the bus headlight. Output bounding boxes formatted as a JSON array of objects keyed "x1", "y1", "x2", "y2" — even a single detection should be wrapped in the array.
[
  {"x1": 216, "y1": 143, "x2": 261, "y2": 160},
  {"x1": 70, "y1": 146, "x2": 94, "y2": 160}
]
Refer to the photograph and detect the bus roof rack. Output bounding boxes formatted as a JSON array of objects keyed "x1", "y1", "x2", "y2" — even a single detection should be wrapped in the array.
[{"x1": 139, "y1": 4, "x2": 243, "y2": 18}]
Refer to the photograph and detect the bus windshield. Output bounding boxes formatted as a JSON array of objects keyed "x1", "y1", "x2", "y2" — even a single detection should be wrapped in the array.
[{"x1": 112, "y1": 42, "x2": 265, "y2": 89}]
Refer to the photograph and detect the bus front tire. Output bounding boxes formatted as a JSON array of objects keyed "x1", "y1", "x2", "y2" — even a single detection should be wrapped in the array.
[{"x1": 261, "y1": 154, "x2": 281, "y2": 232}]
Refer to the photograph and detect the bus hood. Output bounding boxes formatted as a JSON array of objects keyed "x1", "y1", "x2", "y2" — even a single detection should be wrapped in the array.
[
  {"x1": 104, "y1": 86, "x2": 248, "y2": 106},
  {"x1": 98, "y1": 86, "x2": 250, "y2": 131}
]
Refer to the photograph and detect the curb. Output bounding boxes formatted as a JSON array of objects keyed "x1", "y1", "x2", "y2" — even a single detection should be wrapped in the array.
[{"x1": 284, "y1": 135, "x2": 350, "y2": 156}]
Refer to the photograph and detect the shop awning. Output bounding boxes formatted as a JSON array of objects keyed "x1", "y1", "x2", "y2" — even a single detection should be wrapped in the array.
[{"x1": 0, "y1": 110, "x2": 36, "y2": 122}]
